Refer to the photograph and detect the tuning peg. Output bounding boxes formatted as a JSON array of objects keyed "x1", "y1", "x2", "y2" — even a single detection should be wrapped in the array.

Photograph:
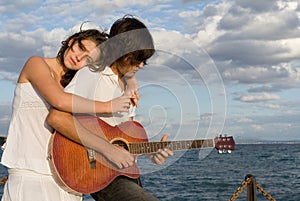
[{"x1": 218, "y1": 149, "x2": 229, "y2": 154}]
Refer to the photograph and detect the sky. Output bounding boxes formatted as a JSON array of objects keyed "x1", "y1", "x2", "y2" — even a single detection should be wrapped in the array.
[{"x1": 0, "y1": 0, "x2": 300, "y2": 143}]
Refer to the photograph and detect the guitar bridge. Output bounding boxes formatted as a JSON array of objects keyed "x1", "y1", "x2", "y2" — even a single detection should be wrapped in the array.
[{"x1": 87, "y1": 148, "x2": 96, "y2": 169}]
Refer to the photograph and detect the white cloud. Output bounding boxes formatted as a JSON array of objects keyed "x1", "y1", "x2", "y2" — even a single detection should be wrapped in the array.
[
  {"x1": 239, "y1": 93, "x2": 280, "y2": 102},
  {"x1": 41, "y1": 28, "x2": 68, "y2": 57},
  {"x1": 251, "y1": 124, "x2": 263, "y2": 131},
  {"x1": 277, "y1": 1, "x2": 298, "y2": 10},
  {"x1": 0, "y1": 0, "x2": 39, "y2": 14},
  {"x1": 264, "y1": 103, "x2": 281, "y2": 109},
  {"x1": 0, "y1": 71, "x2": 18, "y2": 82},
  {"x1": 237, "y1": 117, "x2": 253, "y2": 123},
  {"x1": 223, "y1": 64, "x2": 299, "y2": 85},
  {"x1": 184, "y1": 0, "x2": 300, "y2": 89},
  {"x1": 87, "y1": 0, "x2": 165, "y2": 10},
  {"x1": 178, "y1": 10, "x2": 201, "y2": 18}
]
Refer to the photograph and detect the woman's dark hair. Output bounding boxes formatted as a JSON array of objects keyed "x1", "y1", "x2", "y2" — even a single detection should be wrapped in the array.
[
  {"x1": 57, "y1": 28, "x2": 108, "y2": 87},
  {"x1": 98, "y1": 15, "x2": 155, "y2": 68}
]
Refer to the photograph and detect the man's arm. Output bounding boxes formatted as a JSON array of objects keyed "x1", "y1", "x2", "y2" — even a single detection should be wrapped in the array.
[{"x1": 46, "y1": 109, "x2": 135, "y2": 169}]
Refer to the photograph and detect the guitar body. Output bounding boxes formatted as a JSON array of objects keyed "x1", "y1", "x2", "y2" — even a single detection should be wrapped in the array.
[{"x1": 47, "y1": 115, "x2": 148, "y2": 195}]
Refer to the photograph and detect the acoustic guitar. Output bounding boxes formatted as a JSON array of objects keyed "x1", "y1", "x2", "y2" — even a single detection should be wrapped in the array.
[{"x1": 47, "y1": 115, "x2": 235, "y2": 195}]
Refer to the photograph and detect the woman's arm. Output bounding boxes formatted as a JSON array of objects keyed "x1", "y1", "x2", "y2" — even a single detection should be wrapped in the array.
[
  {"x1": 46, "y1": 108, "x2": 135, "y2": 169},
  {"x1": 20, "y1": 56, "x2": 130, "y2": 113}
]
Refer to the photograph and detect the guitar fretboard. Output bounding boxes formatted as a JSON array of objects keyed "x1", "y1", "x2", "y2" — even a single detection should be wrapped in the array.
[{"x1": 128, "y1": 139, "x2": 215, "y2": 154}]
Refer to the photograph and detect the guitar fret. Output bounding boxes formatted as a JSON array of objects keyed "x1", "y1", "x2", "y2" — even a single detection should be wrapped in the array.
[
  {"x1": 151, "y1": 142, "x2": 155, "y2": 153},
  {"x1": 129, "y1": 139, "x2": 223, "y2": 154}
]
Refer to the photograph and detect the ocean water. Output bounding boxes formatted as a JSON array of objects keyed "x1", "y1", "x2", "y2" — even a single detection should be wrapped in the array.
[{"x1": 0, "y1": 144, "x2": 299, "y2": 200}]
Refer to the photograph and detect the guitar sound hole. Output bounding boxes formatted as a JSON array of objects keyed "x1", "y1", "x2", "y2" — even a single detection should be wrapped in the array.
[{"x1": 112, "y1": 140, "x2": 129, "y2": 151}]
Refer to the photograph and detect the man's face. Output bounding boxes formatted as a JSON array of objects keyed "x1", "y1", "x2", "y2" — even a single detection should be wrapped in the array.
[{"x1": 122, "y1": 61, "x2": 145, "y2": 78}]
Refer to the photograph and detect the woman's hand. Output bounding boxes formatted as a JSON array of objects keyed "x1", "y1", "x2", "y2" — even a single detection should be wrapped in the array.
[
  {"x1": 108, "y1": 95, "x2": 132, "y2": 113},
  {"x1": 125, "y1": 89, "x2": 140, "y2": 107},
  {"x1": 124, "y1": 76, "x2": 140, "y2": 107}
]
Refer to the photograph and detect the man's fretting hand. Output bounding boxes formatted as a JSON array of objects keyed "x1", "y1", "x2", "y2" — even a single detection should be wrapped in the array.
[{"x1": 147, "y1": 134, "x2": 174, "y2": 165}]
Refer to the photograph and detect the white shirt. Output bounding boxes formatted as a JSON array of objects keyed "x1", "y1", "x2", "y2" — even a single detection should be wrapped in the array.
[{"x1": 65, "y1": 66, "x2": 135, "y2": 126}]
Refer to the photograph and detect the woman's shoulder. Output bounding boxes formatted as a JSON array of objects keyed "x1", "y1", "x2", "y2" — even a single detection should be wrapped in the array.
[
  {"x1": 23, "y1": 56, "x2": 51, "y2": 71},
  {"x1": 25, "y1": 56, "x2": 46, "y2": 65},
  {"x1": 18, "y1": 56, "x2": 48, "y2": 82}
]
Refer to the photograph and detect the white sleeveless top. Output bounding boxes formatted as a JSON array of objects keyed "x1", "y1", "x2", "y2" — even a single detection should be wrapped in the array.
[{"x1": 1, "y1": 82, "x2": 53, "y2": 175}]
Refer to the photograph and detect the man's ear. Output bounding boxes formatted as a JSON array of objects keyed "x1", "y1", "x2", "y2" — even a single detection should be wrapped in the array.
[{"x1": 124, "y1": 54, "x2": 132, "y2": 64}]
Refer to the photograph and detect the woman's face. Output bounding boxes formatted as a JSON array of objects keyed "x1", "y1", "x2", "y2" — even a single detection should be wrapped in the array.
[{"x1": 63, "y1": 39, "x2": 99, "y2": 70}]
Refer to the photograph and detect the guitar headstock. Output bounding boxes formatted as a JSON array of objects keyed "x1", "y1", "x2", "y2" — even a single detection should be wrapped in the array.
[{"x1": 214, "y1": 135, "x2": 235, "y2": 154}]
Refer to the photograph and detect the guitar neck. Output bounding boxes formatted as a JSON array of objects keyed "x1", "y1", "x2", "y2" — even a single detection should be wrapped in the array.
[{"x1": 128, "y1": 139, "x2": 215, "y2": 154}]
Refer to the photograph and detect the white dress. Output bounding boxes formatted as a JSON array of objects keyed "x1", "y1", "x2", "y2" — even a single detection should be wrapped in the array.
[{"x1": 1, "y1": 83, "x2": 81, "y2": 201}]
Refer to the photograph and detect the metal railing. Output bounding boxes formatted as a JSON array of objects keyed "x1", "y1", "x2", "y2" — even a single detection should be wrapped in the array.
[{"x1": 229, "y1": 174, "x2": 276, "y2": 201}]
